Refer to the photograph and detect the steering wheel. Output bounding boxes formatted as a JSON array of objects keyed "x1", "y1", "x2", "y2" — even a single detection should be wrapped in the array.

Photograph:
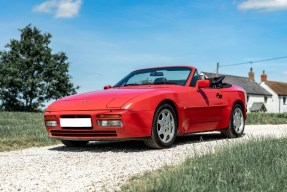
[
  {"x1": 209, "y1": 76, "x2": 225, "y2": 88},
  {"x1": 213, "y1": 76, "x2": 225, "y2": 85}
]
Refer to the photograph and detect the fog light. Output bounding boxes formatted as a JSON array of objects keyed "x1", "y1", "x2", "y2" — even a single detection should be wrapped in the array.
[
  {"x1": 97, "y1": 120, "x2": 122, "y2": 127},
  {"x1": 109, "y1": 120, "x2": 122, "y2": 127},
  {"x1": 45, "y1": 120, "x2": 57, "y2": 127}
]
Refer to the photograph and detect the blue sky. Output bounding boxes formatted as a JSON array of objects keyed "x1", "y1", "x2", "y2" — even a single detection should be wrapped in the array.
[{"x1": 0, "y1": 0, "x2": 287, "y2": 93}]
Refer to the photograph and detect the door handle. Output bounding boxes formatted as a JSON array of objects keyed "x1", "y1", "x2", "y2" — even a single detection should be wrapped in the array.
[{"x1": 216, "y1": 93, "x2": 222, "y2": 98}]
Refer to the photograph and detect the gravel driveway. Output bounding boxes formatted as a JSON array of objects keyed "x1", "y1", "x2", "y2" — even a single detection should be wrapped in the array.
[{"x1": 0, "y1": 124, "x2": 286, "y2": 192}]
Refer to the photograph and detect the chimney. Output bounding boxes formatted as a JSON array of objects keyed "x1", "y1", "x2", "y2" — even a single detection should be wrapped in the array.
[
  {"x1": 261, "y1": 70, "x2": 267, "y2": 82},
  {"x1": 248, "y1": 67, "x2": 254, "y2": 81}
]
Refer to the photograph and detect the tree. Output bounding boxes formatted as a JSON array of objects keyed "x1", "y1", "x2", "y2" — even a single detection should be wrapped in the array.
[{"x1": 0, "y1": 24, "x2": 78, "y2": 111}]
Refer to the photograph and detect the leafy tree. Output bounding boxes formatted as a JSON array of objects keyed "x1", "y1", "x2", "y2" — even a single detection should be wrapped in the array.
[{"x1": 0, "y1": 24, "x2": 78, "y2": 111}]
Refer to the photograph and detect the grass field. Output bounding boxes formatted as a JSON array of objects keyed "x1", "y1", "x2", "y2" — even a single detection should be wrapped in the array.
[
  {"x1": 246, "y1": 113, "x2": 287, "y2": 125},
  {"x1": 0, "y1": 112, "x2": 58, "y2": 152},
  {"x1": 0, "y1": 112, "x2": 286, "y2": 152},
  {"x1": 121, "y1": 137, "x2": 287, "y2": 192}
]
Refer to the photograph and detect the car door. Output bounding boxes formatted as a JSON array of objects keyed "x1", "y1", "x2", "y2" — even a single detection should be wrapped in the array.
[{"x1": 184, "y1": 71, "x2": 227, "y2": 132}]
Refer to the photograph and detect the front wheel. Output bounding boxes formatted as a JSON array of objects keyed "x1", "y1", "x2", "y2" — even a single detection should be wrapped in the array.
[
  {"x1": 221, "y1": 104, "x2": 245, "y2": 138},
  {"x1": 61, "y1": 140, "x2": 89, "y2": 147},
  {"x1": 144, "y1": 103, "x2": 177, "y2": 149}
]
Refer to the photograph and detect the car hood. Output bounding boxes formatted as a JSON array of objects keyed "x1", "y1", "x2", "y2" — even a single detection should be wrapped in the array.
[{"x1": 46, "y1": 88, "x2": 158, "y2": 111}]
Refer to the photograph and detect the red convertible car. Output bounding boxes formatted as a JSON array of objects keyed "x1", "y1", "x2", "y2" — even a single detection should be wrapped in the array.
[{"x1": 44, "y1": 66, "x2": 246, "y2": 148}]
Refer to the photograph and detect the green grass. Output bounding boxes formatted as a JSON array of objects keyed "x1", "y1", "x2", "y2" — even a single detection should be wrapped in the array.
[
  {"x1": 121, "y1": 137, "x2": 287, "y2": 192},
  {"x1": 0, "y1": 111, "x2": 58, "y2": 152},
  {"x1": 246, "y1": 113, "x2": 287, "y2": 125}
]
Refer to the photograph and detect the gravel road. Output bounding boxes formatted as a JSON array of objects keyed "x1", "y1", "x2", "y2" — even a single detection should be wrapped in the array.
[{"x1": 0, "y1": 124, "x2": 286, "y2": 192}]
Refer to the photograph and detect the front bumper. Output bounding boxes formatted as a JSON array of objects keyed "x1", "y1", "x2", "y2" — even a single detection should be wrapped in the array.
[{"x1": 44, "y1": 109, "x2": 154, "y2": 140}]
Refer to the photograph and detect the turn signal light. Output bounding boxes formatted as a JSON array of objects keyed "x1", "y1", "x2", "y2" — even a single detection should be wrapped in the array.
[
  {"x1": 44, "y1": 115, "x2": 56, "y2": 120},
  {"x1": 96, "y1": 114, "x2": 122, "y2": 118}
]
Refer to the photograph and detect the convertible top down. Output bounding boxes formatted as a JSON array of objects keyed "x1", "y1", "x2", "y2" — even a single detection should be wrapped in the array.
[{"x1": 44, "y1": 66, "x2": 247, "y2": 148}]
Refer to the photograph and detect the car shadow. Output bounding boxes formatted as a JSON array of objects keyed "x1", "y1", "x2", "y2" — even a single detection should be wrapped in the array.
[
  {"x1": 175, "y1": 132, "x2": 227, "y2": 146},
  {"x1": 48, "y1": 132, "x2": 229, "y2": 153}
]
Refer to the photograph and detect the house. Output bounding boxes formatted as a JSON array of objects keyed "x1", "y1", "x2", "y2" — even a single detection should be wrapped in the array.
[
  {"x1": 201, "y1": 69, "x2": 272, "y2": 112},
  {"x1": 260, "y1": 71, "x2": 287, "y2": 113}
]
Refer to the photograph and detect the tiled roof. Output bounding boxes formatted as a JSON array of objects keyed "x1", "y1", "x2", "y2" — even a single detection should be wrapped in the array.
[
  {"x1": 265, "y1": 81, "x2": 287, "y2": 96},
  {"x1": 202, "y1": 72, "x2": 272, "y2": 96}
]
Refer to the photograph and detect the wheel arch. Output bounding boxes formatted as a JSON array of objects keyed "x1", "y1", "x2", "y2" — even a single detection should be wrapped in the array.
[
  {"x1": 232, "y1": 100, "x2": 247, "y2": 120},
  {"x1": 222, "y1": 100, "x2": 246, "y2": 138},
  {"x1": 144, "y1": 99, "x2": 180, "y2": 149}
]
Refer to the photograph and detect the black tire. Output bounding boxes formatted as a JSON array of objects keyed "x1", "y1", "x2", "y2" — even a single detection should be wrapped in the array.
[
  {"x1": 61, "y1": 140, "x2": 89, "y2": 147},
  {"x1": 221, "y1": 104, "x2": 245, "y2": 138},
  {"x1": 144, "y1": 103, "x2": 178, "y2": 149}
]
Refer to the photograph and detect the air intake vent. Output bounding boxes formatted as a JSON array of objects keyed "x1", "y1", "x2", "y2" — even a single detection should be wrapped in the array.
[{"x1": 51, "y1": 130, "x2": 117, "y2": 137}]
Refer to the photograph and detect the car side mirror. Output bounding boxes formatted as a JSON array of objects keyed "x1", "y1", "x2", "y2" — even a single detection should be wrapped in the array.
[
  {"x1": 104, "y1": 85, "x2": 111, "y2": 90},
  {"x1": 196, "y1": 80, "x2": 210, "y2": 91}
]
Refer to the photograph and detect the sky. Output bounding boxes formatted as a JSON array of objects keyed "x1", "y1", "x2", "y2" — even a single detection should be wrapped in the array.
[{"x1": 0, "y1": 0, "x2": 287, "y2": 93}]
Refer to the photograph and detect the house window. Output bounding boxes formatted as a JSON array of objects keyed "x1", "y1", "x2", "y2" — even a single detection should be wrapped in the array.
[
  {"x1": 284, "y1": 97, "x2": 286, "y2": 105},
  {"x1": 264, "y1": 97, "x2": 268, "y2": 103}
]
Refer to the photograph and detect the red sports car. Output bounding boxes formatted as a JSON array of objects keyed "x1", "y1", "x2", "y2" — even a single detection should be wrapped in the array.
[{"x1": 44, "y1": 66, "x2": 246, "y2": 148}]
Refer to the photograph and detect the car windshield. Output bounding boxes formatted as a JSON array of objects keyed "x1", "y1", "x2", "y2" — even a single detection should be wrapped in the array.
[{"x1": 114, "y1": 67, "x2": 192, "y2": 87}]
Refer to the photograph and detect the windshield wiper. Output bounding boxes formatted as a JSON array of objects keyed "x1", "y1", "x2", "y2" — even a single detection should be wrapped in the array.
[
  {"x1": 117, "y1": 82, "x2": 179, "y2": 87},
  {"x1": 154, "y1": 82, "x2": 179, "y2": 85},
  {"x1": 123, "y1": 83, "x2": 139, "y2": 86},
  {"x1": 121, "y1": 83, "x2": 154, "y2": 87}
]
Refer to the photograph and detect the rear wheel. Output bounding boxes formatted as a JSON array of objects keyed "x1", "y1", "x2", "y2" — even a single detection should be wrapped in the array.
[
  {"x1": 221, "y1": 104, "x2": 245, "y2": 138},
  {"x1": 61, "y1": 140, "x2": 89, "y2": 147},
  {"x1": 144, "y1": 103, "x2": 177, "y2": 149}
]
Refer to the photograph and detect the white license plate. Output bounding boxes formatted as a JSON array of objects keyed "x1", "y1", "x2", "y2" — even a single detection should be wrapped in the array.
[{"x1": 60, "y1": 118, "x2": 92, "y2": 127}]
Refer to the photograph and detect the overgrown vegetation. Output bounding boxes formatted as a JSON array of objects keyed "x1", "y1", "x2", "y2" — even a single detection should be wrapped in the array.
[
  {"x1": 121, "y1": 137, "x2": 287, "y2": 192},
  {"x1": 0, "y1": 112, "x2": 58, "y2": 152},
  {"x1": 246, "y1": 112, "x2": 287, "y2": 125}
]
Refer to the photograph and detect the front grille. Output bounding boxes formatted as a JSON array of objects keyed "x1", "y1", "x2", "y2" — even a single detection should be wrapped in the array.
[{"x1": 50, "y1": 130, "x2": 117, "y2": 137}]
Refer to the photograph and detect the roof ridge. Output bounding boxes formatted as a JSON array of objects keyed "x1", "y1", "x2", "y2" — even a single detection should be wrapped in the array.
[
  {"x1": 266, "y1": 80, "x2": 287, "y2": 85},
  {"x1": 201, "y1": 71, "x2": 253, "y2": 80}
]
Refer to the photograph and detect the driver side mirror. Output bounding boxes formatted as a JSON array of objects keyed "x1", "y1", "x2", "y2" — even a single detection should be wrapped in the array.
[
  {"x1": 196, "y1": 80, "x2": 210, "y2": 91},
  {"x1": 104, "y1": 85, "x2": 111, "y2": 90}
]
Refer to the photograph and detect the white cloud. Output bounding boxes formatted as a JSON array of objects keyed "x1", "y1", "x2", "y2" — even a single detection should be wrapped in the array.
[
  {"x1": 33, "y1": 0, "x2": 82, "y2": 18},
  {"x1": 238, "y1": 0, "x2": 287, "y2": 11}
]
